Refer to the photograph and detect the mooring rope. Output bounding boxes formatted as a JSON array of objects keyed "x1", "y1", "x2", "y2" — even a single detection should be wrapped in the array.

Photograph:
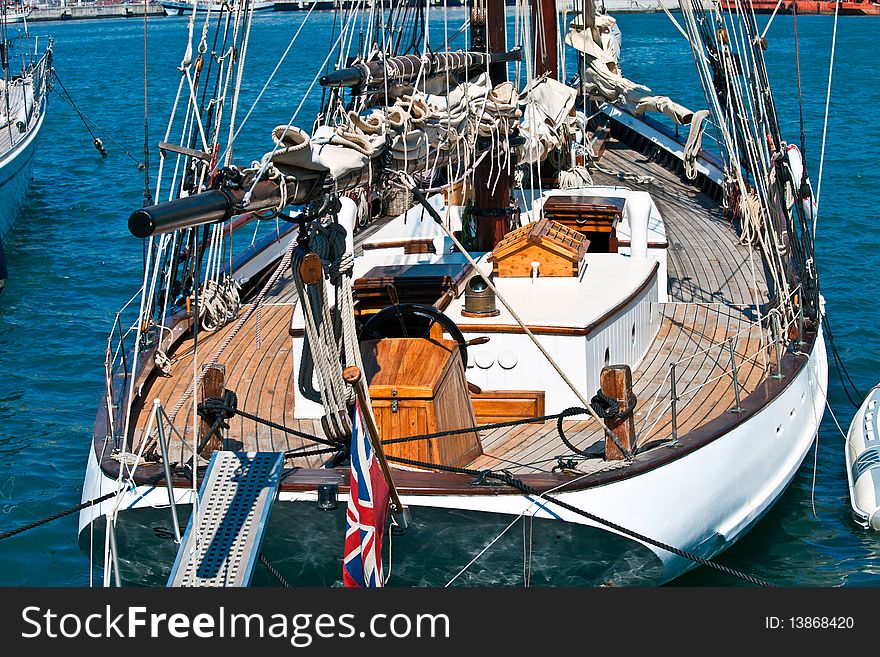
[
  {"x1": 197, "y1": 394, "x2": 601, "y2": 457},
  {"x1": 0, "y1": 491, "x2": 120, "y2": 542},
  {"x1": 823, "y1": 313, "x2": 863, "y2": 409},
  {"x1": 382, "y1": 453, "x2": 775, "y2": 588},
  {"x1": 258, "y1": 553, "x2": 292, "y2": 588},
  {"x1": 53, "y1": 72, "x2": 142, "y2": 166}
]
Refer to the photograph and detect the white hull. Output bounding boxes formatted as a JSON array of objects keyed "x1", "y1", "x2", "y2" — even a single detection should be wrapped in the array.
[
  {"x1": 79, "y1": 325, "x2": 828, "y2": 584},
  {"x1": 0, "y1": 47, "x2": 51, "y2": 290},
  {"x1": 0, "y1": 108, "x2": 44, "y2": 244},
  {"x1": 161, "y1": 1, "x2": 274, "y2": 15}
]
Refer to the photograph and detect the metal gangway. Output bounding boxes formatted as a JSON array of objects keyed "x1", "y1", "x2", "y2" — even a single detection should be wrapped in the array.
[{"x1": 168, "y1": 451, "x2": 284, "y2": 587}]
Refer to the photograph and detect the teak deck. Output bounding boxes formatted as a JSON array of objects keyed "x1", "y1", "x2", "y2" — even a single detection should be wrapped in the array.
[
  {"x1": 470, "y1": 302, "x2": 767, "y2": 474},
  {"x1": 591, "y1": 139, "x2": 769, "y2": 306},
  {"x1": 128, "y1": 136, "x2": 774, "y2": 478}
]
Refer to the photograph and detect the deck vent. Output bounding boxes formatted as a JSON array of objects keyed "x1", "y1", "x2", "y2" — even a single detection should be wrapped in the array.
[{"x1": 463, "y1": 276, "x2": 499, "y2": 317}]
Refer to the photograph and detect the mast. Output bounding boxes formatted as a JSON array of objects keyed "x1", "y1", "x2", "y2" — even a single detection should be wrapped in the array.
[
  {"x1": 533, "y1": 0, "x2": 558, "y2": 80},
  {"x1": 470, "y1": 0, "x2": 512, "y2": 252}
]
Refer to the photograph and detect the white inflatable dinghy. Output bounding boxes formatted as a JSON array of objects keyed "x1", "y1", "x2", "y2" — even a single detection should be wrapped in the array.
[{"x1": 846, "y1": 384, "x2": 880, "y2": 529}]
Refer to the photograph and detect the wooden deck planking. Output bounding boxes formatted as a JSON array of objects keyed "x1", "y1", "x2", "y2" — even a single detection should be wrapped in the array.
[
  {"x1": 127, "y1": 140, "x2": 775, "y2": 478},
  {"x1": 590, "y1": 140, "x2": 768, "y2": 307},
  {"x1": 134, "y1": 303, "x2": 324, "y2": 467},
  {"x1": 467, "y1": 303, "x2": 768, "y2": 473}
]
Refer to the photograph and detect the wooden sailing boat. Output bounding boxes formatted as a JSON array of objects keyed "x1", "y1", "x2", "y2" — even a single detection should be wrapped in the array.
[
  {"x1": 79, "y1": 0, "x2": 828, "y2": 586},
  {"x1": 0, "y1": 12, "x2": 51, "y2": 293}
]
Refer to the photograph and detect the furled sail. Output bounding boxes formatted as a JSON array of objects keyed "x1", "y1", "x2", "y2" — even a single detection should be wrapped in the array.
[
  {"x1": 266, "y1": 71, "x2": 522, "y2": 184},
  {"x1": 264, "y1": 61, "x2": 579, "y2": 184},
  {"x1": 517, "y1": 75, "x2": 578, "y2": 165},
  {"x1": 566, "y1": 10, "x2": 712, "y2": 180},
  {"x1": 566, "y1": 12, "x2": 694, "y2": 126}
]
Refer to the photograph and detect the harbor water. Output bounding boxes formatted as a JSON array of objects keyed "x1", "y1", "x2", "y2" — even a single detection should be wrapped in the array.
[{"x1": 0, "y1": 12, "x2": 876, "y2": 586}]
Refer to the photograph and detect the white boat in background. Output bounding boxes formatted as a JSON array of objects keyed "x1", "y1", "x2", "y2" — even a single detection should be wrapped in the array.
[
  {"x1": 3, "y1": 8, "x2": 31, "y2": 23},
  {"x1": 0, "y1": 37, "x2": 52, "y2": 293},
  {"x1": 846, "y1": 385, "x2": 880, "y2": 530},
  {"x1": 160, "y1": 0, "x2": 274, "y2": 15}
]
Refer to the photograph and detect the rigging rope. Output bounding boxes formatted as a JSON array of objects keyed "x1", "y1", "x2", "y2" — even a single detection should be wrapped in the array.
[
  {"x1": 142, "y1": 0, "x2": 152, "y2": 205},
  {"x1": 52, "y1": 74, "x2": 141, "y2": 165},
  {"x1": 382, "y1": 453, "x2": 775, "y2": 587},
  {"x1": 243, "y1": 19, "x2": 352, "y2": 202},
  {"x1": 814, "y1": 0, "x2": 839, "y2": 234},
  {"x1": 680, "y1": 0, "x2": 803, "y2": 332},
  {"x1": 792, "y1": 3, "x2": 806, "y2": 174},
  {"x1": 291, "y1": 225, "x2": 353, "y2": 441},
  {"x1": 216, "y1": 0, "x2": 318, "y2": 169}
]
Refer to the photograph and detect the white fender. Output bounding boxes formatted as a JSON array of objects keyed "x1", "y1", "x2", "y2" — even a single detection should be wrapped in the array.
[
  {"x1": 338, "y1": 195, "x2": 357, "y2": 256},
  {"x1": 786, "y1": 144, "x2": 819, "y2": 222}
]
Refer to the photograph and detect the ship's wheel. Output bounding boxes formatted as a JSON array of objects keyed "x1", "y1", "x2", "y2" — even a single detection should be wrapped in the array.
[{"x1": 359, "y1": 303, "x2": 469, "y2": 367}]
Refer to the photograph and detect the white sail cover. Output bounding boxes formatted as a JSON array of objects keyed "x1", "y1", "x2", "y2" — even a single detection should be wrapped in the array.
[
  {"x1": 266, "y1": 72, "x2": 522, "y2": 182},
  {"x1": 517, "y1": 75, "x2": 578, "y2": 165},
  {"x1": 566, "y1": 12, "x2": 695, "y2": 126}
]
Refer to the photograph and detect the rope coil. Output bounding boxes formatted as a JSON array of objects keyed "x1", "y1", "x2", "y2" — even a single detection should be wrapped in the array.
[
  {"x1": 590, "y1": 390, "x2": 637, "y2": 421},
  {"x1": 195, "y1": 389, "x2": 239, "y2": 452},
  {"x1": 556, "y1": 395, "x2": 636, "y2": 460}
]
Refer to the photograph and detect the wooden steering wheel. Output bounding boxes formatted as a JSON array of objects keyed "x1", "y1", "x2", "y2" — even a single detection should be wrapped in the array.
[{"x1": 358, "y1": 302, "x2": 470, "y2": 368}]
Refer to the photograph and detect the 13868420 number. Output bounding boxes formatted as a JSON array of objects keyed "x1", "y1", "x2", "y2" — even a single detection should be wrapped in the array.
[{"x1": 789, "y1": 617, "x2": 854, "y2": 629}]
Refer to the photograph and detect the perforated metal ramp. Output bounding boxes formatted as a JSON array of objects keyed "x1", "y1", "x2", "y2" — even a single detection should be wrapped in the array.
[{"x1": 168, "y1": 451, "x2": 284, "y2": 587}]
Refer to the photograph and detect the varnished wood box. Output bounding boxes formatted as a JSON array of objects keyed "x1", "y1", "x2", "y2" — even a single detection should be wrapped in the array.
[
  {"x1": 353, "y1": 262, "x2": 476, "y2": 314},
  {"x1": 360, "y1": 338, "x2": 482, "y2": 468},
  {"x1": 470, "y1": 389, "x2": 545, "y2": 425},
  {"x1": 542, "y1": 194, "x2": 625, "y2": 254},
  {"x1": 488, "y1": 216, "x2": 589, "y2": 278}
]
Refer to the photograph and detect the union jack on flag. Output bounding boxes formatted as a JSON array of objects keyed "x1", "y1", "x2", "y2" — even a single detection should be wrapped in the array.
[{"x1": 342, "y1": 397, "x2": 391, "y2": 587}]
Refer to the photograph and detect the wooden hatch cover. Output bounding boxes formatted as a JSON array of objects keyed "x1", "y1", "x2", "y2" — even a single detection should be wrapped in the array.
[
  {"x1": 353, "y1": 262, "x2": 475, "y2": 314},
  {"x1": 488, "y1": 215, "x2": 589, "y2": 277},
  {"x1": 542, "y1": 195, "x2": 625, "y2": 253}
]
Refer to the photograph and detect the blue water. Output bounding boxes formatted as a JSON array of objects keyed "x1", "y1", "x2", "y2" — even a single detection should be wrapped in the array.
[{"x1": 0, "y1": 12, "x2": 877, "y2": 586}]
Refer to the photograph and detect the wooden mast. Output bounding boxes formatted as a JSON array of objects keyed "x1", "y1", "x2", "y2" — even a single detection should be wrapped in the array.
[
  {"x1": 470, "y1": 0, "x2": 512, "y2": 252},
  {"x1": 533, "y1": 0, "x2": 558, "y2": 80}
]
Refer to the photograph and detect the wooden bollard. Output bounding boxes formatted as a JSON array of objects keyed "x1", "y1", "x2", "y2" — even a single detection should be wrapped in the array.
[
  {"x1": 199, "y1": 363, "x2": 226, "y2": 458},
  {"x1": 601, "y1": 364, "x2": 636, "y2": 461}
]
